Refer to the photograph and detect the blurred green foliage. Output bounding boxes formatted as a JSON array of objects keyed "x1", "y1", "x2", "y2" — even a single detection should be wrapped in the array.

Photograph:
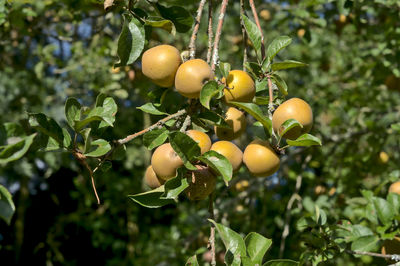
[{"x1": 1, "y1": 0, "x2": 400, "y2": 265}]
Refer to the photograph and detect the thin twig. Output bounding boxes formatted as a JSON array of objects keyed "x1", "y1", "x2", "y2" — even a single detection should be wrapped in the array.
[
  {"x1": 180, "y1": 115, "x2": 191, "y2": 132},
  {"x1": 117, "y1": 109, "x2": 186, "y2": 145},
  {"x1": 279, "y1": 155, "x2": 311, "y2": 258},
  {"x1": 346, "y1": 249, "x2": 400, "y2": 261},
  {"x1": 207, "y1": 0, "x2": 214, "y2": 64},
  {"x1": 240, "y1": 0, "x2": 248, "y2": 71},
  {"x1": 189, "y1": 0, "x2": 207, "y2": 59},
  {"x1": 74, "y1": 152, "x2": 101, "y2": 205},
  {"x1": 208, "y1": 193, "x2": 216, "y2": 266},
  {"x1": 267, "y1": 75, "x2": 274, "y2": 118},
  {"x1": 248, "y1": 0, "x2": 265, "y2": 60},
  {"x1": 211, "y1": 0, "x2": 229, "y2": 71}
]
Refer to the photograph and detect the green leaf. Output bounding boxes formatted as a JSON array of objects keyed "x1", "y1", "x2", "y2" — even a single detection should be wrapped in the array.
[
  {"x1": 229, "y1": 102, "x2": 272, "y2": 136},
  {"x1": 286, "y1": 134, "x2": 322, "y2": 147},
  {"x1": 373, "y1": 197, "x2": 395, "y2": 224},
  {"x1": 65, "y1": 98, "x2": 81, "y2": 129},
  {"x1": 200, "y1": 81, "x2": 220, "y2": 109},
  {"x1": 387, "y1": 193, "x2": 400, "y2": 216},
  {"x1": 128, "y1": 186, "x2": 175, "y2": 208},
  {"x1": 161, "y1": 169, "x2": 189, "y2": 200},
  {"x1": 217, "y1": 62, "x2": 231, "y2": 79},
  {"x1": 28, "y1": 113, "x2": 64, "y2": 145},
  {"x1": 271, "y1": 60, "x2": 307, "y2": 71},
  {"x1": 265, "y1": 36, "x2": 292, "y2": 65},
  {"x1": 351, "y1": 235, "x2": 379, "y2": 253},
  {"x1": 391, "y1": 123, "x2": 400, "y2": 133},
  {"x1": 271, "y1": 74, "x2": 288, "y2": 96},
  {"x1": 168, "y1": 131, "x2": 200, "y2": 170},
  {"x1": 84, "y1": 139, "x2": 111, "y2": 157},
  {"x1": 263, "y1": 259, "x2": 299, "y2": 266},
  {"x1": 156, "y1": 4, "x2": 193, "y2": 33},
  {"x1": 242, "y1": 14, "x2": 262, "y2": 59},
  {"x1": 116, "y1": 13, "x2": 145, "y2": 67},
  {"x1": 208, "y1": 219, "x2": 247, "y2": 259},
  {"x1": 195, "y1": 110, "x2": 230, "y2": 128},
  {"x1": 74, "y1": 107, "x2": 113, "y2": 131},
  {"x1": 245, "y1": 62, "x2": 262, "y2": 79},
  {"x1": 185, "y1": 255, "x2": 199, "y2": 266},
  {"x1": 143, "y1": 128, "x2": 169, "y2": 150},
  {"x1": 245, "y1": 232, "x2": 272, "y2": 264},
  {"x1": 0, "y1": 133, "x2": 36, "y2": 164},
  {"x1": 256, "y1": 78, "x2": 268, "y2": 93},
  {"x1": 145, "y1": 16, "x2": 176, "y2": 35},
  {"x1": 62, "y1": 128, "x2": 72, "y2": 148},
  {"x1": 279, "y1": 119, "x2": 303, "y2": 137},
  {"x1": 197, "y1": 150, "x2": 233, "y2": 186},
  {"x1": 137, "y1": 103, "x2": 168, "y2": 115},
  {"x1": 99, "y1": 97, "x2": 118, "y2": 128},
  {"x1": 0, "y1": 184, "x2": 15, "y2": 225}
]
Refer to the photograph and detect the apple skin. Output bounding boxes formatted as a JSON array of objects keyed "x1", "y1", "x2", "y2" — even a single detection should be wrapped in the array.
[
  {"x1": 142, "y1": 44, "x2": 181, "y2": 87},
  {"x1": 272, "y1": 98, "x2": 313, "y2": 140},
  {"x1": 175, "y1": 59, "x2": 214, "y2": 99}
]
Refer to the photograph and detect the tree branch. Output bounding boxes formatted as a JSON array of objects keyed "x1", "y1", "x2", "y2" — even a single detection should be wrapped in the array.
[
  {"x1": 240, "y1": 0, "x2": 248, "y2": 71},
  {"x1": 267, "y1": 75, "x2": 274, "y2": 118},
  {"x1": 180, "y1": 115, "x2": 191, "y2": 132},
  {"x1": 248, "y1": 0, "x2": 265, "y2": 60},
  {"x1": 208, "y1": 193, "x2": 216, "y2": 266},
  {"x1": 117, "y1": 109, "x2": 186, "y2": 145},
  {"x1": 346, "y1": 249, "x2": 400, "y2": 261},
  {"x1": 189, "y1": 0, "x2": 207, "y2": 59},
  {"x1": 211, "y1": 0, "x2": 229, "y2": 71},
  {"x1": 207, "y1": 0, "x2": 214, "y2": 64}
]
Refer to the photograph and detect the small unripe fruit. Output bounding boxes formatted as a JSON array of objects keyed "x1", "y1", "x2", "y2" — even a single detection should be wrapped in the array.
[
  {"x1": 186, "y1": 130, "x2": 212, "y2": 155},
  {"x1": 175, "y1": 59, "x2": 214, "y2": 98},
  {"x1": 151, "y1": 143, "x2": 183, "y2": 180},
  {"x1": 389, "y1": 181, "x2": 400, "y2": 194},
  {"x1": 297, "y1": 28, "x2": 306, "y2": 38},
  {"x1": 210, "y1": 141, "x2": 243, "y2": 172},
  {"x1": 379, "y1": 151, "x2": 389, "y2": 164},
  {"x1": 144, "y1": 165, "x2": 164, "y2": 189},
  {"x1": 142, "y1": 45, "x2": 181, "y2": 87},
  {"x1": 185, "y1": 165, "x2": 216, "y2": 201},
  {"x1": 214, "y1": 107, "x2": 246, "y2": 140},
  {"x1": 243, "y1": 139, "x2": 280, "y2": 177},
  {"x1": 272, "y1": 98, "x2": 313, "y2": 140},
  {"x1": 223, "y1": 70, "x2": 255, "y2": 103},
  {"x1": 259, "y1": 9, "x2": 271, "y2": 20}
]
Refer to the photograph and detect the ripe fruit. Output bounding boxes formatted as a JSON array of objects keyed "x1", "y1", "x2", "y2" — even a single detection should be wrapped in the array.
[
  {"x1": 151, "y1": 143, "x2": 183, "y2": 180},
  {"x1": 185, "y1": 165, "x2": 216, "y2": 201},
  {"x1": 379, "y1": 151, "x2": 389, "y2": 164},
  {"x1": 210, "y1": 141, "x2": 243, "y2": 172},
  {"x1": 142, "y1": 44, "x2": 181, "y2": 87},
  {"x1": 175, "y1": 59, "x2": 214, "y2": 98},
  {"x1": 272, "y1": 98, "x2": 313, "y2": 140},
  {"x1": 385, "y1": 75, "x2": 400, "y2": 91},
  {"x1": 389, "y1": 181, "x2": 400, "y2": 194},
  {"x1": 144, "y1": 165, "x2": 164, "y2": 189},
  {"x1": 214, "y1": 107, "x2": 246, "y2": 140},
  {"x1": 223, "y1": 70, "x2": 255, "y2": 103},
  {"x1": 382, "y1": 237, "x2": 400, "y2": 263},
  {"x1": 186, "y1": 130, "x2": 212, "y2": 154},
  {"x1": 243, "y1": 139, "x2": 280, "y2": 177}
]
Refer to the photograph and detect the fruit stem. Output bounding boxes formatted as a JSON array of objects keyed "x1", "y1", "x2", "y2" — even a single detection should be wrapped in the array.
[
  {"x1": 206, "y1": 0, "x2": 214, "y2": 64},
  {"x1": 211, "y1": 0, "x2": 229, "y2": 72},
  {"x1": 248, "y1": 0, "x2": 266, "y2": 60},
  {"x1": 189, "y1": 0, "x2": 207, "y2": 59}
]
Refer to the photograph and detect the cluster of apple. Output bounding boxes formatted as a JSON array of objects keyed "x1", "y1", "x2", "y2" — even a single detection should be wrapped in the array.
[{"x1": 141, "y1": 44, "x2": 313, "y2": 200}]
